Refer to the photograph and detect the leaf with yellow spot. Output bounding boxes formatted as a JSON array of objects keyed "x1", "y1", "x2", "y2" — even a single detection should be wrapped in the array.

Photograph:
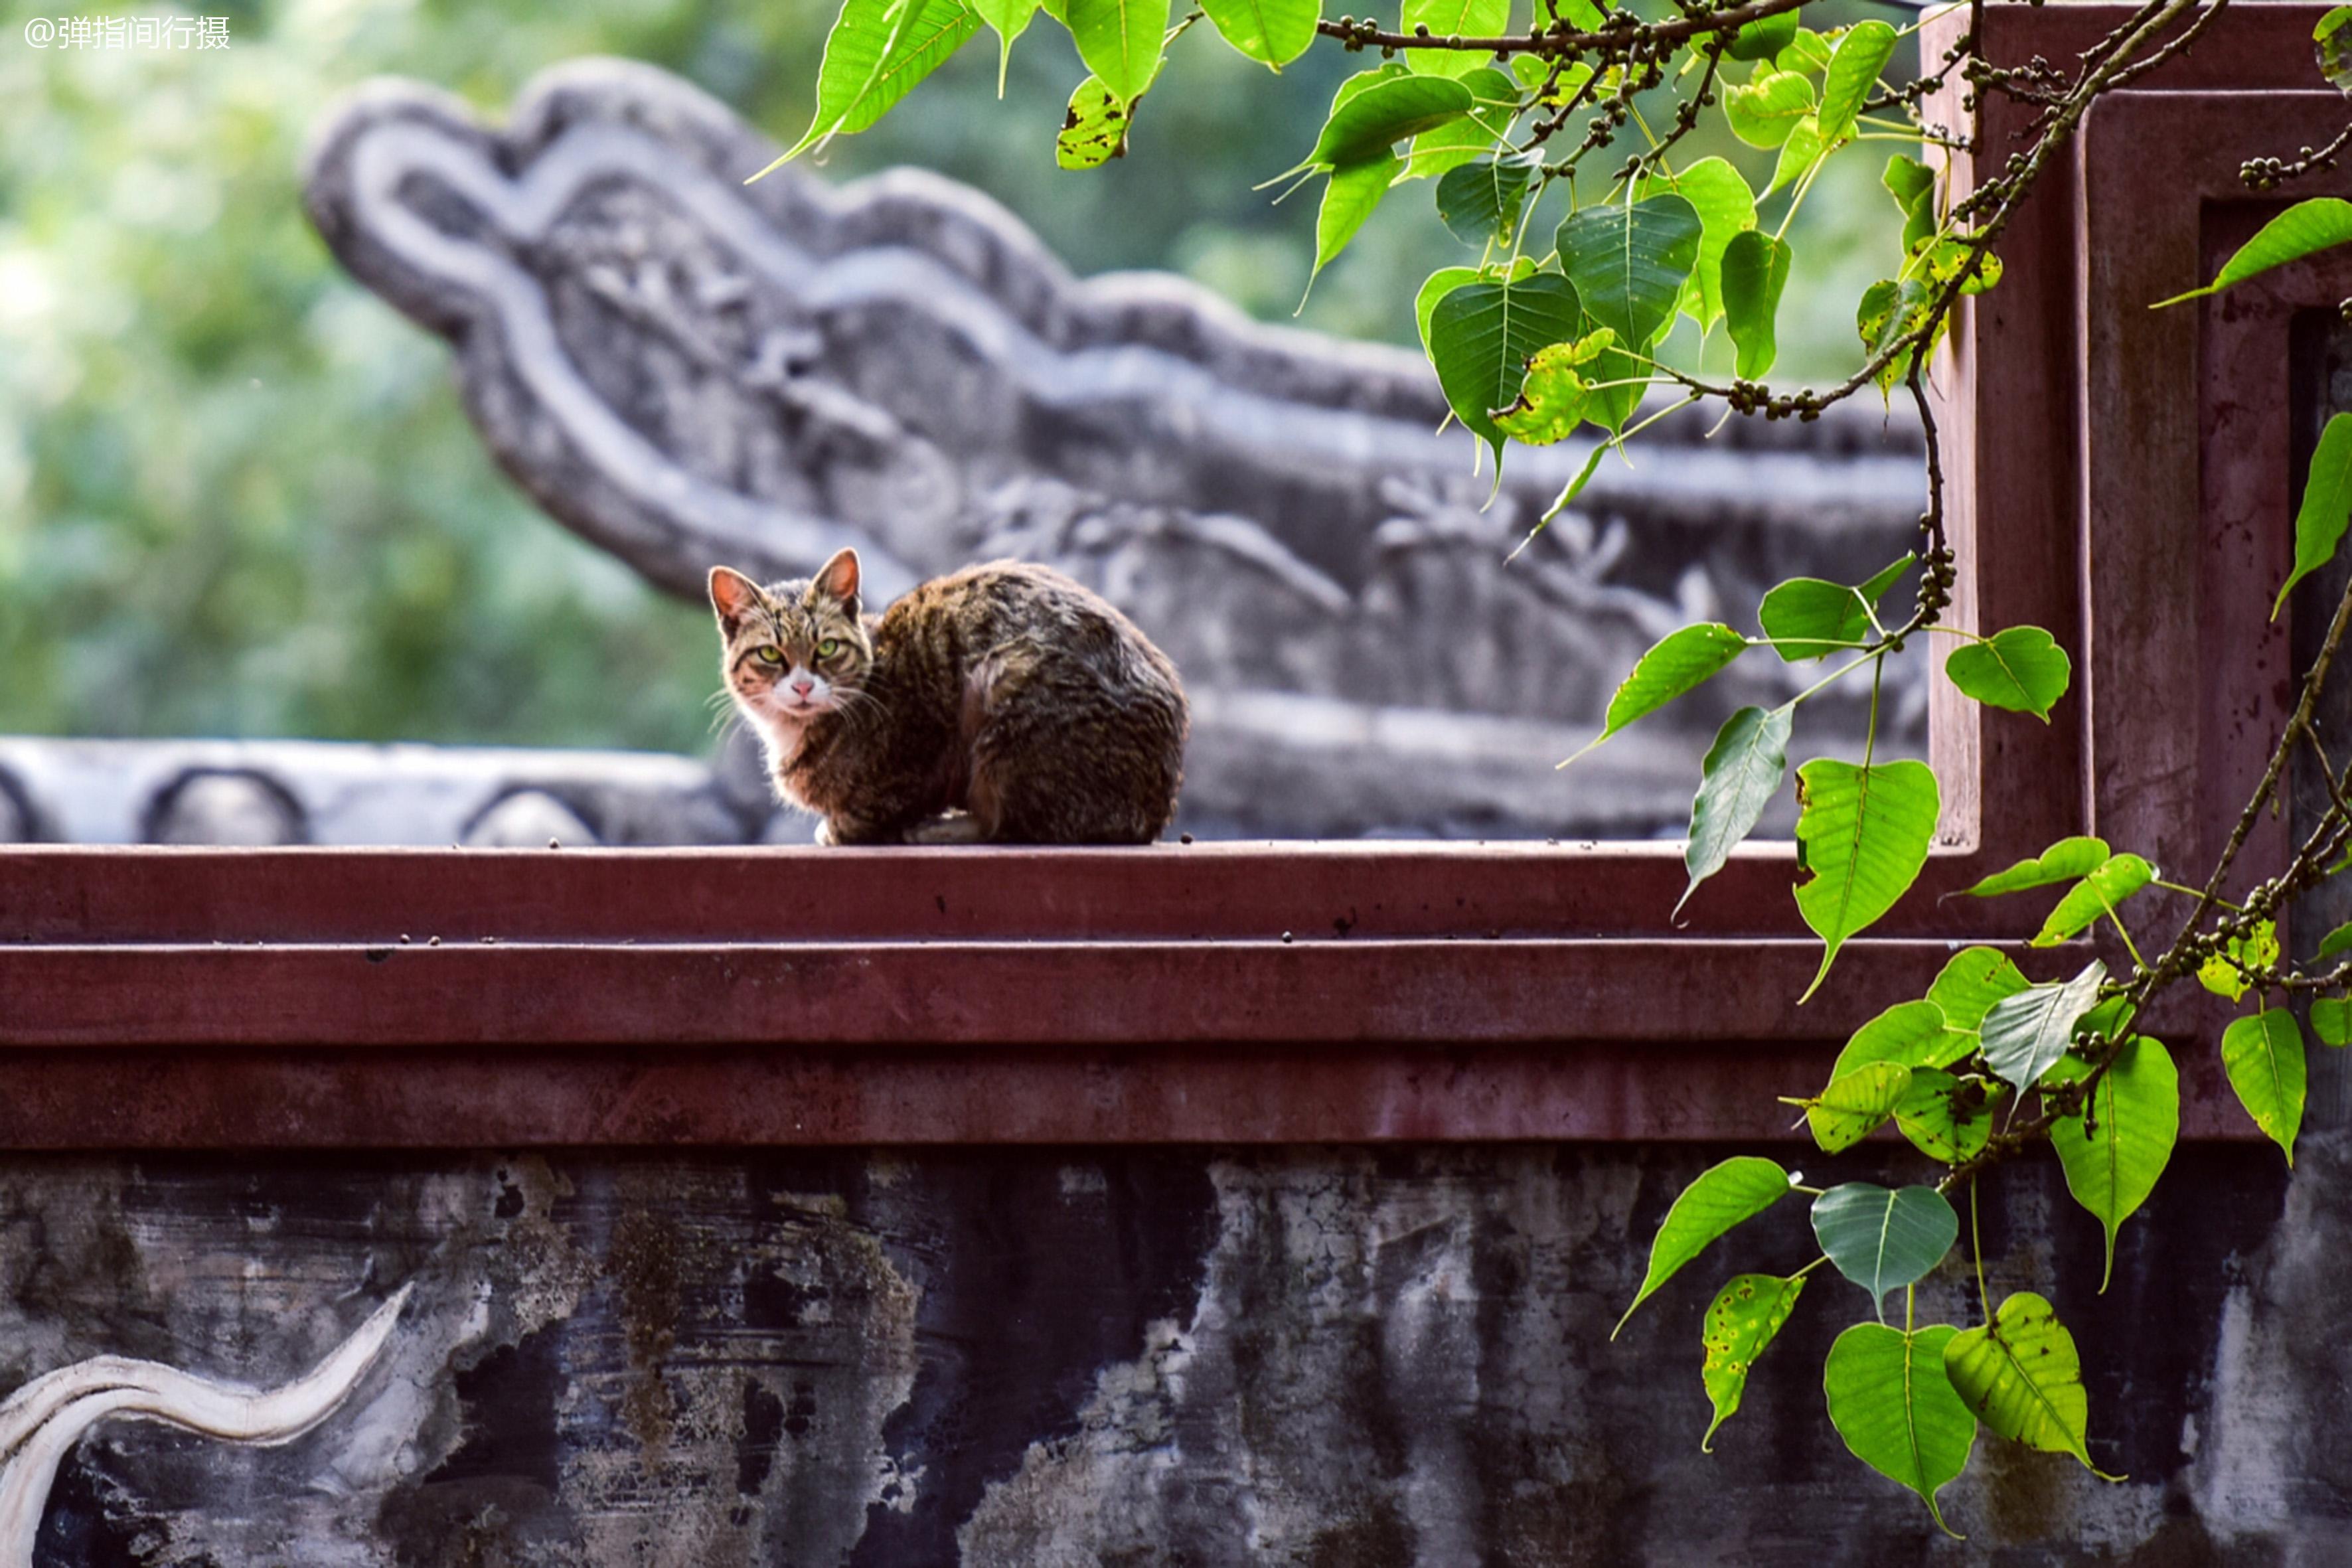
[
  {"x1": 1893, "y1": 1068, "x2": 2002, "y2": 1162},
  {"x1": 1700, "y1": 1272, "x2": 1807, "y2": 1450},
  {"x1": 1943, "y1": 1291, "x2": 2118, "y2": 1476},
  {"x1": 1492, "y1": 329, "x2": 1616, "y2": 445},
  {"x1": 1056, "y1": 76, "x2": 1134, "y2": 168},
  {"x1": 1788, "y1": 1060, "x2": 1911, "y2": 1153},
  {"x1": 2197, "y1": 918, "x2": 2278, "y2": 1002}
]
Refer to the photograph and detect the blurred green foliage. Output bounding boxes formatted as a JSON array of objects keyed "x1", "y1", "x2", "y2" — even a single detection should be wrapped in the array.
[{"x1": 0, "y1": 0, "x2": 1905, "y2": 752}]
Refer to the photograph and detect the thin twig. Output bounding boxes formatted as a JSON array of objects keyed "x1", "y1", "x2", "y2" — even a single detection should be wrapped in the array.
[{"x1": 1314, "y1": 0, "x2": 1810, "y2": 57}]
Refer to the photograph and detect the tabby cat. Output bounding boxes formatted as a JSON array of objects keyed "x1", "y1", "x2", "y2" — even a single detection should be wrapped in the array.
[{"x1": 710, "y1": 549, "x2": 1188, "y2": 844}]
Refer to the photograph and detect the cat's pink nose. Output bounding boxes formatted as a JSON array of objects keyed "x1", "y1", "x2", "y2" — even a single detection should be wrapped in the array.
[{"x1": 790, "y1": 676, "x2": 814, "y2": 697}]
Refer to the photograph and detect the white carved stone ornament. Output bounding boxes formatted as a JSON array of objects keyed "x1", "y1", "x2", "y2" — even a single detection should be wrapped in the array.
[{"x1": 0, "y1": 1285, "x2": 411, "y2": 1565}]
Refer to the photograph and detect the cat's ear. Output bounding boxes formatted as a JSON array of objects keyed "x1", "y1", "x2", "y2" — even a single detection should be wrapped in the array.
[
  {"x1": 708, "y1": 566, "x2": 765, "y2": 631},
  {"x1": 816, "y1": 548, "x2": 861, "y2": 606}
]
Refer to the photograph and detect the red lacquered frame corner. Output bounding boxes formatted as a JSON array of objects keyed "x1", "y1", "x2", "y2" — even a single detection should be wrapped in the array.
[{"x1": 0, "y1": 4, "x2": 2317, "y2": 1148}]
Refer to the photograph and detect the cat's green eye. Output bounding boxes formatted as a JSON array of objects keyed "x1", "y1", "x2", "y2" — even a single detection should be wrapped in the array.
[
  {"x1": 755, "y1": 647, "x2": 784, "y2": 665},
  {"x1": 816, "y1": 638, "x2": 841, "y2": 659}
]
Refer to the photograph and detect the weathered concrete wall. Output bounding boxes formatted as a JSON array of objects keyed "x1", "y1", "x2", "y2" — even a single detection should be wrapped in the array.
[{"x1": 3, "y1": 1138, "x2": 2333, "y2": 1566}]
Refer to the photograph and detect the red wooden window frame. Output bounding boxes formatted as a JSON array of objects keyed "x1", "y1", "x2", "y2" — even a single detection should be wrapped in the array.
[{"x1": 0, "y1": 4, "x2": 2327, "y2": 1149}]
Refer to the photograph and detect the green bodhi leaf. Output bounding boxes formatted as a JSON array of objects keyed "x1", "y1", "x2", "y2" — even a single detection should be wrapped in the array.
[
  {"x1": 1946, "y1": 627, "x2": 2073, "y2": 720},
  {"x1": 1428, "y1": 274, "x2": 1581, "y2": 466},
  {"x1": 1701, "y1": 1273, "x2": 1806, "y2": 1450},
  {"x1": 1980, "y1": 960, "x2": 2106, "y2": 1094},
  {"x1": 1777, "y1": 26, "x2": 1839, "y2": 76},
  {"x1": 1816, "y1": 19, "x2": 1897, "y2": 145},
  {"x1": 1200, "y1": 0, "x2": 1320, "y2": 70},
  {"x1": 1415, "y1": 266, "x2": 1482, "y2": 358},
  {"x1": 1767, "y1": 114, "x2": 1826, "y2": 199},
  {"x1": 1912, "y1": 236, "x2": 2003, "y2": 296},
  {"x1": 1727, "y1": 6, "x2": 1799, "y2": 62},
  {"x1": 1826, "y1": 1323, "x2": 1974, "y2": 1536},
  {"x1": 975, "y1": 0, "x2": 1039, "y2": 94},
  {"x1": 1943, "y1": 1291, "x2": 2110, "y2": 1474},
  {"x1": 1722, "y1": 230, "x2": 1792, "y2": 381},
  {"x1": 1926, "y1": 946, "x2": 2031, "y2": 1032},
  {"x1": 1435, "y1": 258, "x2": 1533, "y2": 318},
  {"x1": 1332, "y1": 58, "x2": 1408, "y2": 104},
  {"x1": 1792, "y1": 1061, "x2": 1913, "y2": 1153},
  {"x1": 2050, "y1": 1035, "x2": 2179, "y2": 1291},
  {"x1": 1493, "y1": 329, "x2": 1617, "y2": 445},
  {"x1": 1403, "y1": 67, "x2": 1519, "y2": 179},
  {"x1": 1640, "y1": 157, "x2": 1756, "y2": 331},
  {"x1": 769, "y1": 0, "x2": 984, "y2": 173},
  {"x1": 2199, "y1": 919, "x2": 2280, "y2": 1001},
  {"x1": 1831, "y1": 999, "x2": 1971, "y2": 1081},
  {"x1": 1957, "y1": 835, "x2": 2111, "y2": 899},
  {"x1": 1791, "y1": 759, "x2": 1940, "y2": 1002},
  {"x1": 1065, "y1": 0, "x2": 1174, "y2": 105},
  {"x1": 1755, "y1": 556, "x2": 1907, "y2": 662},
  {"x1": 2313, "y1": 997, "x2": 2352, "y2": 1046},
  {"x1": 1402, "y1": 116, "x2": 1488, "y2": 183},
  {"x1": 1571, "y1": 623, "x2": 1750, "y2": 762},
  {"x1": 2033, "y1": 852, "x2": 2156, "y2": 947},
  {"x1": 1555, "y1": 195, "x2": 1703, "y2": 353},
  {"x1": 1678, "y1": 703, "x2": 1793, "y2": 916},
  {"x1": 1893, "y1": 1069, "x2": 2000, "y2": 1162},
  {"x1": 1812, "y1": 1182, "x2": 1958, "y2": 1313},
  {"x1": 2274, "y1": 412, "x2": 2352, "y2": 620},
  {"x1": 1400, "y1": 0, "x2": 1509, "y2": 78},
  {"x1": 1885, "y1": 154, "x2": 1938, "y2": 255},
  {"x1": 1057, "y1": 77, "x2": 1133, "y2": 168},
  {"x1": 1312, "y1": 152, "x2": 1400, "y2": 285},
  {"x1": 2316, "y1": 919, "x2": 2352, "y2": 959},
  {"x1": 1579, "y1": 334, "x2": 1650, "y2": 435},
  {"x1": 1725, "y1": 68, "x2": 1816, "y2": 149},
  {"x1": 1437, "y1": 155, "x2": 1537, "y2": 246},
  {"x1": 1615, "y1": 1156, "x2": 1795, "y2": 1336},
  {"x1": 1856, "y1": 276, "x2": 1932, "y2": 397},
  {"x1": 2154, "y1": 198, "x2": 2352, "y2": 308},
  {"x1": 1304, "y1": 72, "x2": 1474, "y2": 167},
  {"x1": 2222, "y1": 1008, "x2": 2307, "y2": 1166},
  {"x1": 1322, "y1": 60, "x2": 1407, "y2": 145}
]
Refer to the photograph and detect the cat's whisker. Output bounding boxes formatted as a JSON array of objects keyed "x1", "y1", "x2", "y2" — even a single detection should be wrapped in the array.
[
  {"x1": 703, "y1": 685, "x2": 744, "y2": 735},
  {"x1": 828, "y1": 686, "x2": 890, "y2": 728}
]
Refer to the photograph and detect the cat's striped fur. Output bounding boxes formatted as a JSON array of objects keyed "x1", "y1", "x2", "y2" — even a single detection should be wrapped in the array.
[{"x1": 711, "y1": 549, "x2": 1187, "y2": 844}]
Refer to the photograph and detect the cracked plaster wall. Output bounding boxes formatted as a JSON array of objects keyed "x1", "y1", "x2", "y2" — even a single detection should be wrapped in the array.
[{"x1": 0, "y1": 1140, "x2": 2337, "y2": 1567}]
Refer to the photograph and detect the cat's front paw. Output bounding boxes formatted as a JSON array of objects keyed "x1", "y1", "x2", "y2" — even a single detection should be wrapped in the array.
[
  {"x1": 902, "y1": 811, "x2": 989, "y2": 846},
  {"x1": 813, "y1": 819, "x2": 838, "y2": 847}
]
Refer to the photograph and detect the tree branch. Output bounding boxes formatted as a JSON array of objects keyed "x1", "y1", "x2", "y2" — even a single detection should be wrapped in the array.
[{"x1": 1314, "y1": 0, "x2": 1810, "y2": 58}]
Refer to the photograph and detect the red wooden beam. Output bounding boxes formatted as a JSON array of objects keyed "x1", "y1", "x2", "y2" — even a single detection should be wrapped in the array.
[
  {"x1": 0, "y1": 1036, "x2": 2254, "y2": 1148},
  {"x1": 3, "y1": 839, "x2": 2061, "y2": 945},
  {"x1": 0, "y1": 937, "x2": 2018, "y2": 1048}
]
